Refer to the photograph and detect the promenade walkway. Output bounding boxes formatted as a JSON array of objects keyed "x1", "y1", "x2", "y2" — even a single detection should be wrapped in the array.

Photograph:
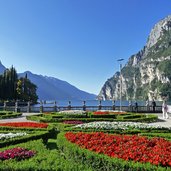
[
  {"x1": 0, "y1": 113, "x2": 171, "y2": 128},
  {"x1": 0, "y1": 113, "x2": 39, "y2": 123},
  {"x1": 148, "y1": 113, "x2": 171, "y2": 128}
]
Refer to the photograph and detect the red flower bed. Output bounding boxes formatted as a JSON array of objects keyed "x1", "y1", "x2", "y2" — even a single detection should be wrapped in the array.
[
  {"x1": 44, "y1": 112, "x2": 51, "y2": 114},
  {"x1": 0, "y1": 147, "x2": 36, "y2": 161},
  {"x1": 63, "y1": 121, "x2": 84, "y2": 125},
  {"x1": 65, "y1": 132, "x2": 171, "y2": 167},
  {"x1": 93, "y1": 111, "x2": 109, "y2": 115},
  {"x1": 0, "y1": 122, "x2": 48, "y2": 128}
]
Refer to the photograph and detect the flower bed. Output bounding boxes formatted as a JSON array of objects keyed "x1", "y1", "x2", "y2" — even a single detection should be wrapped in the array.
[
  {"x1": 0, "y1": 147, "x2": 36, "y2": 161},
  {"x1": 0, "y1": 122, "x2": 48, "y2": 128},
  {"x1": 93, "y1": 111, "x2": 109, "y2": 115},
  {"x1": 63, "y1": 121, "x2": 84, "y2": 125},
  {"x1": 73, "y1": 121, "x2": 168, "y2": 130},
  {"x1": 0, "y1": 132, "x2": 27, "y2": 140},
  {"x1": 93, "y1": 111, "x2": 127, "y2": 115},
  {"x1": 58, "y1": 110, "x2": 86, "y2": 115},
  {"x1": 65, "y1": 132, "x2": 171, "y2": 167}
]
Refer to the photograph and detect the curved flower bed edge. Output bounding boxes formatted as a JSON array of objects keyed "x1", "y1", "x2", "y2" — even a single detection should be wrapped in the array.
[{"x1": 65, "y1": 132, "x2": 171, "y2": 168}]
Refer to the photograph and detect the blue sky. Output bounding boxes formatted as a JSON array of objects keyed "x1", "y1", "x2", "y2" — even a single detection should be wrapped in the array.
[{"x1": 0, "y1": 0, "x2": 171, "y2": 95}]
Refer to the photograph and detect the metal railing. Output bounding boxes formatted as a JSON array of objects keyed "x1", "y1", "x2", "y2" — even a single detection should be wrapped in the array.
[{"x1": 0, "y1": 102, "x2": 162, "y2": 113}]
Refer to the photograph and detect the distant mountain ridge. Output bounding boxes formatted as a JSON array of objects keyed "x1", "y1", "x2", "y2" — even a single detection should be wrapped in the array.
[
  {"x1": 0, "y1": 62, "x2": 96, "y2": 100},
  {"x1": 19, "y1": 71, "x2": 96, "y2": 100}
]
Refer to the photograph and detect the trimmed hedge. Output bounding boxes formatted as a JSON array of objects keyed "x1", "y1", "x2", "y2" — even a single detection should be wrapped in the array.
[
  {"x1": 0, "y1": 139, "x2": 93, "y2": 171},
  {"x1": 0, "y1": 112, "x2": 22, "y2": 119},
  {"x1": 0, "y1": 126, "x2": 47, "y2": 131},
  {"x1": 57, "y1": 132, "x2": 169, "y2": 171},
  {"x1": 64, "y1": 127, "x2": 141, "y2": 134},
  {"x1": 52, "y1": 123, "x2": 74, "y2": 132},
  {"x1": 116, "y1": 114, "x2": 158, "y2": 122},
  {"x1": 0, "y1": 131, "x2": 50, "y2": 148},
  {"x1": 0, "y1": 128, "x2": 58, "y2": 148},
  {"x1": 0, "y1": 111, "x2": 13, "y2": 115},
  {"x1": 140, "y1": 133, "x2": 171, "y2": 140},
  {"x1": 27, "y1": 114, "x2": 158, "y2": 123},
  {"x1": 0, "y1": 123, "x2": 58, "y2": 147},
  {"x1": 64, "y1": 126, "x2": 171, "y2": 134}
]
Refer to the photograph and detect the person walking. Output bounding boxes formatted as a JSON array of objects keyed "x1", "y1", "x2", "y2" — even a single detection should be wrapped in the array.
[
  {"x1": 146, "y1": 99, "x2": 150, "y2": 112},
  {"x1": 162, "y1": 100, "x2": 169, "y2": 119},
  {"x1": 151, "y1": 99, "x2": 156, "y2": 113},
  {"x1": 129, "y1": 100, "x2": 133, "y2": 112},
  {"x1": 134, "y1": 101, "x2": 138, "y2": 113}
]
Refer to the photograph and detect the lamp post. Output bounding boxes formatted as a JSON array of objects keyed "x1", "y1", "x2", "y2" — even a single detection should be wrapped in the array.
[{"x1": 117, "y1": 58, "x2": 124, "y2": 111}]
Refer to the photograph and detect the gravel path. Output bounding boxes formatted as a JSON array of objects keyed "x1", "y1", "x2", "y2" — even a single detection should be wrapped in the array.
[
  {"x1": 148, "y1": 113, "x2": 171, "y2": 128},
  {"x1": 0, "y1": 113, "x2": 171, "y2": 128},
  {"x1": 0, "y1": 113, "x2": 39, "y2": 123}
]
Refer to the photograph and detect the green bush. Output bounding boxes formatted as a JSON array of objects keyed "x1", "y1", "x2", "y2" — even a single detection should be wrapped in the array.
[
  {"x1": 27, "y1": 113, "x2": 158, "y2": 123},
  {"x1": 0, "y1": 130, "x2": 54, "y2": 148},
  {"x1": 64, "y1": 127, "x2": 141, "y2": 134},
  {"x1": 117, "y1": 114, "x2": 146, "y2": 120},
  {"x1": 140, "y1": 133, "x2": 171, "y2": 140},
  {"x1": 0, "y1": 111, "x2": 22, "y2": 119},
  {"x1": 0, "y1": 111, "x2": 13, "y2": 115},
  {"x1": 52, "y1": 123, "x2": 74, "y2": 132},
  {"x1": 0, "y1": 139, "x2": 93, "y2": 171},
  {"x1": 116, "y1": 114, "x2": 158, "y2": 122},
  {"x1": 0, "y1": 126, "x2": 47, "y2": 132},
  {"x1": 0, "y1": 123, "x2": 58, "y2": 147},
  {"x1": 45, "y1": 113, "x2": 88, "y2": 119},
  {"x1": 0, "y1": 113, "x2": 22, "y2": 119}
]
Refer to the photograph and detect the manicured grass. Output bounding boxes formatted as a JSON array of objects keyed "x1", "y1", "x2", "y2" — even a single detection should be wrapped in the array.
[
  {"x1": 0, "y1": 110, "x2": 170, "y2": 170},
  {"x1": 0, "y1": 139, "x2": 93, "y2": 171}
]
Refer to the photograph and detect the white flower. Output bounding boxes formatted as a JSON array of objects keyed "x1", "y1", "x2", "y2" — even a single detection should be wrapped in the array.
[
  {"x1": 58, "y1": 110, "x2": 86, "y2": 115},
  {"x1": 0, "y1": 132, "x2": 28, "y2": 140},
  {"x1": 73, "y1": 121, "x2": 171, "y2": 130}
]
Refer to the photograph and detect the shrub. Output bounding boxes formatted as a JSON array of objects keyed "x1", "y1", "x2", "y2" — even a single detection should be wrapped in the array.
[
  {"x1": 63, "y1": 120, "x2": 84, "y2": 125},
  {"x1": 27, "y1": 114, "x2": 158, "y2": 123},
  {"x1": 0, "y1": 131, "x2": 50, "y2": 148},
  {"x1": 0, "y1": 139, "x2": 93, "y2": 170},
  {"x1": 0, "y1": 112, "x2": 22, "y2": 119}
]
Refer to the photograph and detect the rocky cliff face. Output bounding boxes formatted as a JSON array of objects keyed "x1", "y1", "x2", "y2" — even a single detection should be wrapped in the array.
[{"x1": 98, "y1": 15, "x2": 171, "y2": 101}]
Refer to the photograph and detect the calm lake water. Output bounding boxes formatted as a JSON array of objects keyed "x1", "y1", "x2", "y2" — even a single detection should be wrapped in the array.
[{"x1": 35, "y1": 100, "x2": 164, "y2": 107}]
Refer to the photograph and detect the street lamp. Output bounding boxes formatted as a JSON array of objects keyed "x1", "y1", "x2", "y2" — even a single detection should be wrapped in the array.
[{"x1": 117, "y1": 58, "x2": 124, "y2": 111}]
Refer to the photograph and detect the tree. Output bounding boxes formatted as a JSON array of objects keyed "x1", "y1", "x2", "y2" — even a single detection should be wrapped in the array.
[
  {"x1": 158, "y1": 60, "x2": 171, "y2": 80},
  {"x1": 0, "y1": 66, "x2": 38, "y2": 103},
  {"x1": 16, "y1": 76, "x2": 38, "y2": 103},
  {"x1": 0, "y1": 67, "x2": 18, "y2": 101},
  {"x1": 159, "y1": 83, "x2": 171, "y2": 100}
]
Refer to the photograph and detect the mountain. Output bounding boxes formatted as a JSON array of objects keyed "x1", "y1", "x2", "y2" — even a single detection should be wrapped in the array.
[
  {"x1": 98, "y1": 15, "x2": 171, "y2": 101},
  {"x1": 0, "y1": 61, "x2": 96, "y2": 100},
  {"x1": 19, "y1": 71, "x2": 96, "y2": 100},
  {"x1": 0, "y1": 61, "x2": 6, "y2": 74}
]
